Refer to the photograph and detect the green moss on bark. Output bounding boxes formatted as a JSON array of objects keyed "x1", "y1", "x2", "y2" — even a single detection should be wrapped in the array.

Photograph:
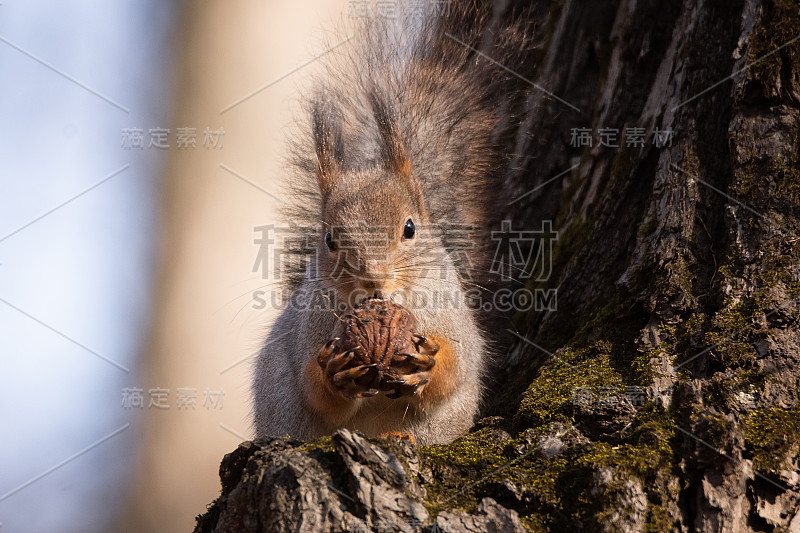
[
  {"x1": 746, "y1": 0, "x2": 800, "y2": 92},
  {"x1": 512, "y1": 343, "x2": 622, "y2": 430},
  {"x1": 742, "y1": 408, "x2": 800, "y2": 474},
  {"x1": 702, "y1": 299, "x2": 761, "y2": 366},
  {"x1": 419, "y1": 402, "x2": 676, "y2": 530}
]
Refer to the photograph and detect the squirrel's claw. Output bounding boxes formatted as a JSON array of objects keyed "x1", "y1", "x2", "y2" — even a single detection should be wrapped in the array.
[
  {"x1": 383, "y1": 341, "x2": 436, "y2": 398},
  {"x1": 386, "y1": 371, "x2": 430, "y2": 398},
  {"x1": 329, "y1": 363, "x2": 378, "y2": 399},
  {"x1": 413, "y1": 335, "x2": 440, "y2": 356},
  {"x1": 317, "y1": 339, "x2": 338, "y2": 365},
  {"x1": 319, "y1": 340, "x2": 381, "y2": 400},
  {"x1": 331, "y1": 363, "x2": 373, "y2": 384},
  {"x1": 394, "y1": 352, "x2": 436, "y2": 373},
  {"x1": 324, "y1": 348, "x2": 355, "y2": 377}
]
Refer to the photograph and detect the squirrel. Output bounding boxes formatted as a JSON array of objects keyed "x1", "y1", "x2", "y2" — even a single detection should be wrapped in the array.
[{"x1": 252, "y1": 0, "x2": 533, "y2": 445}]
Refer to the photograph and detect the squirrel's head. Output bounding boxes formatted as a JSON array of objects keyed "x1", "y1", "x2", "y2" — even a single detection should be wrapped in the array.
[{"x1": 311, "y1": 93, "x2": 433, "y2": 308}]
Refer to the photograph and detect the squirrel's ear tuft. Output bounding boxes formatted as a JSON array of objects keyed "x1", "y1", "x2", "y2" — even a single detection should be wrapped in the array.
[
  {"x1": 369, "y1": 90, "x2": 410, "y2": 176},
  {"x1": 311, "y1": 98, "x2": 344, "y2": 198},
  {"x1": 368, "y1": 88, "x2": 423, "y2": 205}
]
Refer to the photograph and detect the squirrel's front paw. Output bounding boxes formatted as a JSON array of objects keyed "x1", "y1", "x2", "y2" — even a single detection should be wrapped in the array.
[
  {"x1": 317, "y1": 339, "x2": 380, "y2": 399},
  {"x1": 383, "y1": 335, "x2": 439, "y2": 399}
]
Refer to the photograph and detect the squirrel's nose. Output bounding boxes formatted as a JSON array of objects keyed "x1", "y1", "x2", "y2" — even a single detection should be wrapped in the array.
[{"x1": 363, "y1": 282, "x2": 385, "y2": 298}]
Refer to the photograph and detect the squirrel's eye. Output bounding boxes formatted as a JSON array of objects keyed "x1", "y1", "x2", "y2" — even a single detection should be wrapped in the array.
[
  {"x1": 324, "y1": 232, "x2": 336, "y2": 251},
  {"x1": 402, "y1": 219, "x2": 415, "y2": 240}
]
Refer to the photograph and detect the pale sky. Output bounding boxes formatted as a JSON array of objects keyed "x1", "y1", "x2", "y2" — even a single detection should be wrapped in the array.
[{"x1": 0, "y1": 1, "x2": 176, "y2": 530}]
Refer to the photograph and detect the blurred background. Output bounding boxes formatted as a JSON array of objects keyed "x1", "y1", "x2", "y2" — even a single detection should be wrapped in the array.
[{"x1": 0, "y1": 0, "x2": 348, "y2": 531}]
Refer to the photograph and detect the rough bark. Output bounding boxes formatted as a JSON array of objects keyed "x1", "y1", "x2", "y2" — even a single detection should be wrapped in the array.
[{"x1": 196, "y1": 0, "x2": 800, "y2": 531}]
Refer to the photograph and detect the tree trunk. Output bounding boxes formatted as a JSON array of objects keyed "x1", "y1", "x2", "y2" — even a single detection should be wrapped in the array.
[{"x1": 195, "y1": 0, "x2": 800, "y2": 531}]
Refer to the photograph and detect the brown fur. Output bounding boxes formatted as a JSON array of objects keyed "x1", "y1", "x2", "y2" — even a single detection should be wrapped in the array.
[
  {"x1": 303, "y1": 356, "x2": 354, "y2": 424},
  {"x1": 414, "y1": 335, "x2": 459, "y2": 407}
]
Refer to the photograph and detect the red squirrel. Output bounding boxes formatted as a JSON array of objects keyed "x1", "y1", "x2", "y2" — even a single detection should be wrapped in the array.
[{"x1": 253, "y1": 1, "x2": 532, "y2": 444}]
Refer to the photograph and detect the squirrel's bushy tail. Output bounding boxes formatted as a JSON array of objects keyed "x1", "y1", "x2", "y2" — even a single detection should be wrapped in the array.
[{"x1": 284, "y1": 0, "x2": 535, "y2": 288}]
